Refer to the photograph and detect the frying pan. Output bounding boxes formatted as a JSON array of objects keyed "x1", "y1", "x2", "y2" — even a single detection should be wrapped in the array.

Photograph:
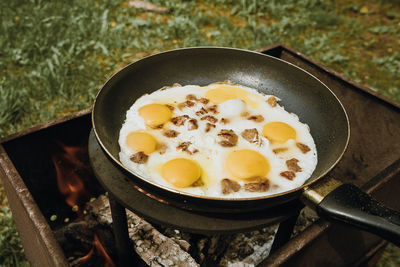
[{"x1": 92, "y1": 47, "x2": 400, "y2": 246}]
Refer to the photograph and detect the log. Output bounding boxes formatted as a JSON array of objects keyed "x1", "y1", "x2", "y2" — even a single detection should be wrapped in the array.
[
  {"x1": 84, "y1": 194, "x2": 318, "y2": 266},
  {"x1": 87, "y1": 195, "x2": 198, "y2": 267}
]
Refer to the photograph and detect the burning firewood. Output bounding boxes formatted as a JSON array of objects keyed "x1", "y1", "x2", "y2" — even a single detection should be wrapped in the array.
[
  {"x1": 83, "y1": 195, "x2": 282, "y2": 266},
  {"x1": 86, "y1": 195, "x2": 198, "y2": 267}
]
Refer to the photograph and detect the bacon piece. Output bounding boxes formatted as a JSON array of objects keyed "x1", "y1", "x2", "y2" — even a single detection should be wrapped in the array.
[
  {"x1": 177, "y1": 100, "x2": 195, "y2": 110},
  {"x1": 247, "y1": 115, "x2": 264, "y2": 122},
  {"x1": 273, "y1": 147, "x2": 288, "y2": 154},
  {"x1": 158, "y1": 144, "x2": 167, "y2": 155},
  {"x1": 244, "y1": 180, "x2": 269, "y2": 192},
  {"x1": 195, "y1": 107, "x2": 208, "y2": 116},
  {"x1": 198, "y1": 98, "x2": 209, "y2": 104},
  {"x1": 241, "y1": 128, "x2": 259, "y2": 143},
  {"x1": 171, "y1": 115, "x2": 189, "y2": 126},
  {"x1": 130, "y1": 152, "x2": 148, "y2": 164},
  {"x1": 186, "y1": 94, "x2": 197, "y2": 101},
  {"x1": 221, "y1": 178, "x2": 241, "y2": 195},
  {"x1": 296, "y1": 142, "x2": 311, "y2": 154},
  {"x1": 165, "y1": 104, "x2": 175, "y2": 111},
  {"x1": 217, "y1": 129, "x2": 238, "y2": 147},
  {"x1": 176, "y1": 141, "x2": 197, "y2": 154},
  {"x1": 188, "y1": 118, "x2": 198, "y2": 130},
  {"x1": 280, "y1": 171, "x2": 296, "y2": 180},
  {"x1": 201, "y1": 115, "x2": 218, "y2": 123},
  {"x1": 286, "y1": 158, "x2": 302, "y2": 172},
  {"x1": 163, "y1": 129, "x2": 179, "y2": 138},
  {"x1": 207, "y1": 105, "x2": 218, "y2": 114},
  {"x1": 220, "y1": 118, "x2": 230, "y2": 124},
  {"x1": 176, "y1": 141, "x2": 191, "y2": 153},
  {"x1": 267, "y1": 97, "x2": 277, "y2": 107},
  {"x1": 240, "y1": 111, "x2": 249, "y2": 117},
  {"x1": 205, "y1": 123, "x2": 216, "y2": 132}
]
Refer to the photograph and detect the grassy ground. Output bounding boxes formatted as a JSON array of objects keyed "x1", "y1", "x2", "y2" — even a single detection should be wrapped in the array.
[{"x1": 0, "y1": 0, "x2": 399, "y2": 265}]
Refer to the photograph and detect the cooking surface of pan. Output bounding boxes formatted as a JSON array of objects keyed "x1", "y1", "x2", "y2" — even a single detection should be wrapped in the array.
[{"x1": 92, "y1": 47, "x2": 349, "y2": 201}]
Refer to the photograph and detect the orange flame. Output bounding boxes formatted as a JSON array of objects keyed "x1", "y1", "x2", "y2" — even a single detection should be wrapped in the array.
[
  {"x1": 52, "y1": 144, "x2": 90, "y2": 215},
  {"x1": 52, "y1": 142, "x2": 116, "y2": 266},
  {"x1": 76, "y1": 246, "x2": 94, "y2": 264},
  {"x1": 94, "y1": 233, "x2": 116, "y2": 267}
]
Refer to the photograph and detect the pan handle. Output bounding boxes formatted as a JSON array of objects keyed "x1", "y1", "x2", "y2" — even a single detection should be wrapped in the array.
[{"x1": 302, "y1": 179, "x2": 400, "y2": 247}]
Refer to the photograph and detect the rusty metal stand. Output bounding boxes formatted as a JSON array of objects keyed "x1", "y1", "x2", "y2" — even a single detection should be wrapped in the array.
[{"x1": 109, "y1": 195, "x2": 133, "y2": 267}]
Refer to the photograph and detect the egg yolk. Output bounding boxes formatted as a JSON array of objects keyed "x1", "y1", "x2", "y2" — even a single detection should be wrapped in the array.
[
  {"x1": 126, "y1": 131, "x2": 157, "y2": 154},
  {"x1": 161, "y1": 158, "x2": 201, "y2": 188},
  {"x1": 262, "y1": 122, "x2": 296, "y2": 143},
  {"x1": 205, "y1": 85, "x2": 261, "y2": 108},
  {"x1": 226, "y1": 149, "x2": 270, "y2": 180},
  {"x1": 138, "y1": 104, "x2": 172, "y2": 127}
]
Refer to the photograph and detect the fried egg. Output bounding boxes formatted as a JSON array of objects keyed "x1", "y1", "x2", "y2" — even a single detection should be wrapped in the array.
[{"x1": 119, "y1": 82, "x2": 317, "y2": 198}]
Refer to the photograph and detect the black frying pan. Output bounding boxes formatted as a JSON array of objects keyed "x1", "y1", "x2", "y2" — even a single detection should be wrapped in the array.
[{"x1": 92, "y1": 47, "x2": 400, "y2": 246}]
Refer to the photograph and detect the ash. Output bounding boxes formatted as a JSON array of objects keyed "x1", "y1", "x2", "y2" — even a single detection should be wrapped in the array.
[{"x1": 56, "y1": 194, "x2": 318, "y2": 266}]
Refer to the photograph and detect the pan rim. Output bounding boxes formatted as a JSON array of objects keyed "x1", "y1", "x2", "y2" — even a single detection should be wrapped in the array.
[{"x1": 92, "y1": 46, "x2": 350, "y2": 202}]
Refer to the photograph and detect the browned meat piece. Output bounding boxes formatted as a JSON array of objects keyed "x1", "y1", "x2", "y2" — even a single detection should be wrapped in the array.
[
  {"x1": 176, "y1": 142, "x2": 198, "y2": 154},
  {"x1": 165, "y1": 104, "x2": 175, "y2": 111},
  {"x1": 296, "y1": 142, "x2": 311, "y2": 154},
  {"x1": 186, "y1": 94, "x2": 197, "y2": 101},
  {"x1": 158, "y1": 144, "x2": 167, "y2": 154},
  {"x1": 241, "y1": 128, "x2": 259, "y2": 143},
  {"x1": 201, "y1": 115, "x2": 218, "y2": 123},
  {"x1": 221, "y1": 178, "x2": 241, "y2": 194},
  {"x1": 198, "y1": 98, "x2": 209, "y2": 104},
  {"x1": 163, "y1": 129, "x2": 179, "y2": 138},
  {"x1": 188, "y1": 118, "x2": 198, "y2": 130},
  {"x1": 207, "y1": 105, "x2": 218, "y2": 114},
  {"x1": 244, "y1": 180, "x2": 269, "y2": 192},
  {"x1": 220, "y1": 118, "x2": 230, "y2": 124},
  {"x1": 176, "y1": 141, "x2": 191, "y2": 152},
  {"x1": 195, "y1": 107, "x2": 208, "y2": 116},
  {"x1": 240, "y1": 111, "x2": 249, "y2": 117},
  {"x1": 280, "y1": 171, "x2": 296, "y2": 180},
  {"x1": 267, "y1": 97, "x2": 277, "y2": 107},
  {"x1": 247, "y1": 115, "x2": 264, "y2": 122},
  {"x1": 177, "y1": 100, "x2": 195, "y2": 110},
  {"x1": 205, "y1": 123, "x2": 216, "y2": 132},
  {"x1": 217, "y1": 129, "x2": 238, "y2": 147},
  {"x1": 286, "y1": 158, "x2": 302, "y2": 172},
  {"x1": 171, "y1": 115, "x2": 189, "y2": 126},
  {"x1": 130, "y1": 152, "x2": 148, "y2": 164},
  {"x1": 272, "y1": 147, "x2": 288, "y2": 154}
]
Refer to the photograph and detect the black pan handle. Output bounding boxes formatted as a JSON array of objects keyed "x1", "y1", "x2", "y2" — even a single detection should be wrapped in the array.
[{"x1": 303, "y1": 180, "x2": 400, "y2": 247}]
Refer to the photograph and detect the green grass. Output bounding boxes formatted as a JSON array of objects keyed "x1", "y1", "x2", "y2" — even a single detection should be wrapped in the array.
[{"x1": 0, "y1": 0, "x2": 399, "y2": 265}]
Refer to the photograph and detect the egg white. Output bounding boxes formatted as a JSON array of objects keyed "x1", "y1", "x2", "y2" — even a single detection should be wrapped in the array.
[{"x1": 119, "y1": 83, "x2": 317, "y2": 198}]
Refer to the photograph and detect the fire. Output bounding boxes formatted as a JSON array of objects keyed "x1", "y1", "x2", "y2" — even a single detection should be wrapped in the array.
[
  {"x1": 76, "y1": 233, "x2": 116, "y2": 267},
  {"x1": 94, "y1": 233, "x2": 116, "y2": 267},
  {"x1": 52, "y1": 142, "x2": 116, "y2": 266},
  {"x1": 52, "y1": 143, "x2": 90, "y2": 215}
]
